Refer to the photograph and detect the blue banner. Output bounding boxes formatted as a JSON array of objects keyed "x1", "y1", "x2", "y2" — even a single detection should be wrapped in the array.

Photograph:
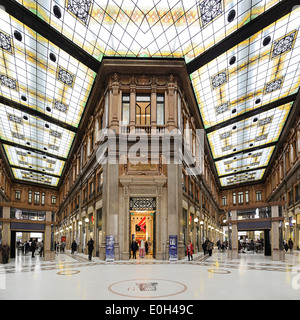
[
  {"x1": 169, "y1": 235, "x2": 178, "y2": 261},
  {"x1": 106, "y1": 235, "x2": 114, "y2": 262}
]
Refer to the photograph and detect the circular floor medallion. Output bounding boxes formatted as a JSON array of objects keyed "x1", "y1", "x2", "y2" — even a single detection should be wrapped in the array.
[
  {"x1": 57, "y1": 269, "x2": 80, "y2": 276},
  {"x1": 207, "y1": 268, "x2": 231, "y2": 274},
  {"x1": 108, "y1": 279, "x2": 187, "y2": 299}
]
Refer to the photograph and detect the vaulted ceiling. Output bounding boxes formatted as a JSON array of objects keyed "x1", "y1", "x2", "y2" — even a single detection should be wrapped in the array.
[{"x1": 0, "y1": 0, "x2": 299, "y2": 188}]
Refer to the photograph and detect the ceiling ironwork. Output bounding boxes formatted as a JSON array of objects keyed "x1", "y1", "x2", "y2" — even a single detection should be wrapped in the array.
[{"x1": 0, "y1": 0, "x2": 299, "y2": 188}]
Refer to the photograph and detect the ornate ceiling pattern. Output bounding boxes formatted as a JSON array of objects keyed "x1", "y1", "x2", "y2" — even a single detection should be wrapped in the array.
[{"x1": 0, "y1": 0, "x2": 299, "y2": 188}]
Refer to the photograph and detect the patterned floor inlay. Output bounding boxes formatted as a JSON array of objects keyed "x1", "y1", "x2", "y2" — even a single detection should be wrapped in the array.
[{"x1": 108, "y1": 279, "x2": 187, "y2": 299}]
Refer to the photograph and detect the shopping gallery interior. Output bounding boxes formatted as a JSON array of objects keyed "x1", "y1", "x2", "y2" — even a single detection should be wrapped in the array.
[{"x1": 0, "y1": 0, "x2": 300, "y2": 300}]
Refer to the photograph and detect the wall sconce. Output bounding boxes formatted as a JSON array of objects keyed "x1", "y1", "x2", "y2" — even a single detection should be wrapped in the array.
[{"x1": 85, "y1": 217, "x2": 89, "y2": 223}]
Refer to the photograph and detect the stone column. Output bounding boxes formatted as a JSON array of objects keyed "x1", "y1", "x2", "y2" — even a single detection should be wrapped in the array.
[
  {"x1": 166, "y1": 163, "x2": 183, "y2": 260},
  {"x1": 271, "y1": 205, "x2": 285, "y2": 261},
  {"x1": 44, "y1": 211, "x2": 55, "y2": 261},
  {"x1": 228, "y1": 210, "x2": 238, "y2": 259},
  {"x1": 101, "y1": 162, "x2": 119, "y2": 260}
]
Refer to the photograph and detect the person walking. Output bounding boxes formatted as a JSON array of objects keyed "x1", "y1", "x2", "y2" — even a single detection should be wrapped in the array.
[
  {"x1": 87, "y1": 238, "x2": 94, "y2": 261},
  {"x1": 1, "y1": 242, "x2": 10, "y2": 264},
  {"x1": 187, "y1": 241, "x2": 193, "y2": 261},
  {"x1": 71, "y1": 240, "x2": 77, "y2": 254},
  {"x1": 288, "y1": 238, "x2": 294, "y2": 251},
  {"x1": 207, "y1": 240, "x2": 213, "y2": 256},
  {"x1": 202, "y1": 240, "x2": 207, "y2": 255},
  {"x1": 131, "y1": 240, "x2": 138, "y2": 259},
  {"x1": 31, "y1": 240, "x2": 36, "y2": 258}
]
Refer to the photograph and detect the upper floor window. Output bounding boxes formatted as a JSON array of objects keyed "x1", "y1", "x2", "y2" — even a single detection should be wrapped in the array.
[
  {"x1": 122, "y1": 94, "x2": 130, "y2": 125},
  {"x1": 245, "y1": 191, "x2": 249, "y2": 203},
  {"x1": 238, "y1": 192, "x2": 243, "y2": 204},
  {"x1": 15, "y1": 190, "x2": 21, "y2": 200},
  {"x1": 136, "y1": 95, "x2": 150, "y2": 125},
  {"x1": 157, "y1": 94, "x2": 165, "y2": 125},
  {"x1": 256, "y1": 191, "x2": 262, "y2": 202},
  {"x1": 233, "y1": 192, "x2": 236, "y2": 205},
  {"x1": 51, "y1": 196, "x2": 57, "y2": 205},
  {"x1": 28, "y1": 190, "x2": 32, "y2": 204},
  {"x1": 222, "y1": 196, "x2": 227, "y2": 206},
  {"x1": 34, "y1": 192, "x2": 40, "y2": 204}
]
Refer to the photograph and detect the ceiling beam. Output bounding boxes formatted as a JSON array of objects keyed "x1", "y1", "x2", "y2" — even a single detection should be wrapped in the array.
[
  {"x1": 213, "y1": 141, "x2": 277, "y2": 162},
  {"x1": 0, "y1": 0, "x2": 100, "y2": 73},
  {"x1": 205, "y1": 93, "x2": 298, "y2": 134},
  {"x1": 10, "y1": 165, "x2": 61, "y2": 179},
  {"x1": 186, "y1": 0, "x2": 299, "y2": 74},
  {"x1": 218, "y1": 165, "x2": 268, "y2": 179},
  {"x1": 0, "y1": 96, "x2": 77, "y2": 133},
  {"x1": 0, "y1": 139, "x2": 67, "y2": 162}
]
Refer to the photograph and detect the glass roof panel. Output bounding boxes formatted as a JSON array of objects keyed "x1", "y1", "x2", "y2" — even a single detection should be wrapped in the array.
[
  {"x1": 0, "y1": 9, "x2": 96, "y2": 128},
  {"x1": 3, "y1": 144, "x2": 65, "y2": 177},
  {"x1": 215, "y1": 145, "x2": 275, "y2": 176},
  {"x1": 12, "y1": 167, "x2": 59, "y2": 186},
  {"x1": 219, "y1": 169, "x2": 266, "y2": 187},
  {"x1": 207, "y1": 102, "x2": 292, "y2": 159},
  {"x1": 191, "y1": 7, "x2": 300, "y2": 128},
  {"x1": 0, "y1": 104, "x2": 75, "y2": 159},
  {"x1": 15, "y1": 0, "x2": 282, "y2": 62}
]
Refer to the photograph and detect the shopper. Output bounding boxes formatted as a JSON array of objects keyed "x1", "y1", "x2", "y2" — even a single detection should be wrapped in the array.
[
  {"x1": 131, "y1": 240, "x2": 138, "y2": 259},
  {"x1": 1, "y1": 242, "x2": 10, "y2": 264},
  {"x1": 87, "y1": 238, "x2": 94, "y2": 261},
  {"x1": 187, "y1": 241, "x2": 193, "y2": 261},
  {"x1": 31, "y1": 240, "x2": 36, "y2": 258},
  {"x1": 288, "y1": 238, "x2": 294, "y2": 251},
  {"x1": 207, "y1": 240, "x2": 213, "y2": 256},
  {"x1": 202, "y1": 240, "x2": 207, "y2": 255},
  {"x1": 71, "y1": 240, "x2": 77, "y2": 254}
]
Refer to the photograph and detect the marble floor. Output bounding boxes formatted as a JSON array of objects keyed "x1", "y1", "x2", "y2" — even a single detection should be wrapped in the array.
[{"x1": 0, "y1": 250, "x2": 300, "y2": 300}]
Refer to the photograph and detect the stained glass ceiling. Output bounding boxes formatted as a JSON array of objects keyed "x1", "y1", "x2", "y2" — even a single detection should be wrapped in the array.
[{"x1": 0, "y1": 0, "x2": 299, "y2": 188}]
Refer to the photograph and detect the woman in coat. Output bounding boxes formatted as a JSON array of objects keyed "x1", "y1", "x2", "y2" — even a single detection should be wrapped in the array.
[{"x1": 187, "y1": 241, "x2": 193, "y2": 261}]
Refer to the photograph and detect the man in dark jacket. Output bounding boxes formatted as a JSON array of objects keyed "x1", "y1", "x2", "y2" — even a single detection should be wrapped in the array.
[
  {"x1": 131, "y1": 240, "x2": 138, "y2": 259},
  {"x1": 1, "y1": 242, "x2": 10, "y2": 264},
  {"x1": 87, "y1": 238, "x2": 94, "y2": 261},
  {"x1": 71, "y1": 240, "x2": 77, "y2": 254}
]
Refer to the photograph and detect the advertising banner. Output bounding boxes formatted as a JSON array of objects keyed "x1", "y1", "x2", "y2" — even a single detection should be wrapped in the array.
[
  {"x1": 169, "y1": 235, "x2": 178, "y2": 261},
  {"x1": 106, "y1": 235, "x2": 114, "y2": 262}
]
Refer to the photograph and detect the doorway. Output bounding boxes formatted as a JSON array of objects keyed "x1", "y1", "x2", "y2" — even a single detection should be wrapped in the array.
[
  {"x1": 10, "y1": 231, "x2": 44, "y2": 258},
  {"x1": 237, "y1": 229, "x2": 271, "y2": 256},
  {"x1": 130, "y1": 210, "x2": 155, "y2": 259}
]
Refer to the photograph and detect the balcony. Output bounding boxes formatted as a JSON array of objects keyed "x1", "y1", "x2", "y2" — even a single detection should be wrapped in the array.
[{"x1": 135, "y1": 126, "x2": 151, "y2": 134}]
